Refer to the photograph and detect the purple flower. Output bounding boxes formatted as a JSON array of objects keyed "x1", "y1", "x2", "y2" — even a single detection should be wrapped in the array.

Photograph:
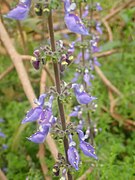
[
  {"x1": 82, "y1": 5, "x2": 89, "y2": 18},
  {"x1": 2, "y1": 144, "x2": 8, "y2": 150},
  {"x1": 68, "y1": 146, "x2": 80, "y2": 170},
  {"x1": 71, "y1": 72, "x2": 80, "y2": 83},
  {"x1": 72, "y1": 84, "x2": 96, "y2": 104},
  {"x1": 65, "y1": 13, "x2": 89, "y2": 35},
  {"x1": 93, "y1": 57, "x2": 101, "y2": 66},
  {"x1": 68, "y1": 42, "x2": 75, "y2": 54},
  {"x1": 0, "y1": 118, "x2": 4, "y2": 123},
  {"x1": 69, "y1": 105, "x2": 81, "y2": 117},
  {"x1": 96, "y1": 22, "x2": 102, "y2": 34},
  {"x1": 5, "y1": 0, "x2": 31, "y2": 20},
  {"x1": 83, "y1": 68, "x2": 92, "y2": 86},
  {"x1": 79, "y1": 140, "x2": 98, "y2": 160},
  {"x1": 74, "y1": 52, "x2": 82, "y2": 64},
  {"x1": 64, "y1": 0, "x2": 76, "y2": 13},
  {"x1": 27, "y1": 124, "x2": 50, "y2": 144},
  {"x1": 22, "y1": 107, "x2": 43, "y2": 124},
  {"x1": 67, "y1": 134, "x2": 80, "y2": 170},
  {"x1": 32, "y1": 59, "x2": 40, "y2": 70},
  {"x1": 38, "y1": 107, "x2": 56, "y2": 125},
  {"x1": 22, "y1": 94, "x2": 47, "y2": 124},
  {"x1": 77, "y1": 129, "x2": 98, "y2": 160},
  {"x1": 22, "y1": 95, "x2": 56, "y2": 143},
  {"x1": 96, "y1": 3, "x2": 102, "y2": 11},
  {"x1": 90, "y1": 39, "x2": 100, "y2": 53},
  {"x1": 0, "y1": 132, "x2": 6, "y2": 138},
  {"x1": 34, "y1": 94, "x2": 47, "y2": 106}
]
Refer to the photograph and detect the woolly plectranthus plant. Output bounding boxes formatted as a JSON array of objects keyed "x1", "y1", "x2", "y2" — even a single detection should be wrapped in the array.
[{"x1": 5, "y1": 0, "x2": 102, "y2": 178}]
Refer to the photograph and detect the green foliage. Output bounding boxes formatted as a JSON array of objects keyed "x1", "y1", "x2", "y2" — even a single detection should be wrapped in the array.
[{"x1": 0, "y1": 0, "x2": 135, "y2": 179}]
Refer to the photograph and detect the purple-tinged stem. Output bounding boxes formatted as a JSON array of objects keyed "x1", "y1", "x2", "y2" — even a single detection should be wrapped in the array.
[{"x1": 48, "y1": 11, "x2": 72, "y2": 180}]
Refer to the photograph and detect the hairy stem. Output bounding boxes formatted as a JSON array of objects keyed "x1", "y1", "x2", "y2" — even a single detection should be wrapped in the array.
[{"x1": 48, "y1": 11, "x2": 72, "y2": 180}]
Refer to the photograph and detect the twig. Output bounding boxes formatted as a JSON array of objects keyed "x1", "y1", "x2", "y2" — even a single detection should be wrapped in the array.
[
  {"x1": 0, "y1": 19, "x2": 58, "y2": 160},
  {"x1": 94, "y1": 65, "x2": 122, "y2": 96},
  {"x1": 103, "y1": 0, "x2": 134, "y2": 21},
  {"x1": 77, "y1": 167, "x2": 93, "y2": 180},
  {"x1": 94, "y1": 49, "x2": 118, "y2": 58},
  {"x1": 102, "y1": 19, "x2": 113, "y2": 41},
  {"x1": 37, "y1": 144, "x2": 51, "y2": 180},
  {"x1": 44, "y1": 65, "x2": 55, "y2": 85},
  {"x1": 0, "y1": 169, "x2": 7, "y2": 180},
  {"x1": 108, "y1": 90, "x2": 135, "y2": 130},
  {"x1": 0, "y1": 64, "x2": 14, "y2": 80},
  {"x1": 17, "y1": 21, "x2": 27, "y2": 54},
  {"x1": 21, "y1": 55, "x2": 33, "y2": 60}
]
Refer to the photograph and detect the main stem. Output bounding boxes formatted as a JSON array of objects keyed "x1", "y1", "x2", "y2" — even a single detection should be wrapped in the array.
[
  {"x1": 79, "y1": 3, "x2": 94, "y2": 145},
  {"x1": 48, "y1": 11, "x2": 72, "y2": 180}
]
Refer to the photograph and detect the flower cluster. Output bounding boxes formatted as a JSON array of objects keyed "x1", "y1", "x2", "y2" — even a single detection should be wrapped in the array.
[{"x1": 22, "y1": 94, "x2": 57, "y2": 143}]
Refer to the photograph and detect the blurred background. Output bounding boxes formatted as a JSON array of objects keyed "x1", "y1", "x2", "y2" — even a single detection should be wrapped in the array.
[{"x1": 0, "y1": 0, "x2": 135, "y2": 179}]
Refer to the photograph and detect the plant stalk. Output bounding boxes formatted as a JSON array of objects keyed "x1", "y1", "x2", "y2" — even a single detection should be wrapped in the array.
[{"x1": 48, "y1": 11, "x2": 72, "y2": 180}]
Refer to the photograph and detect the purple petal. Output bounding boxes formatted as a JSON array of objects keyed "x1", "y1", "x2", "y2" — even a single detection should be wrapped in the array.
[
  {"x1": 74, "y1": 52, "x2": 82, "y2": 64},
  {"x1": 27, "y1": 126, "x2": 49, "y2": 144},
  {"x1": 32, "y1": 59, "x2": 40, "y2": 70},
  {"x1": 83, "y1": 73, "x2": 91, "y2": 86},
  {"x1": 71, "y1": 72, "x2": 80, "y2": 83},
  {"x1": 38, "y1": 108, "x2": 53, "y2": 125},
  {"x1": 93, "y1": 57, "x2": 101, "y2": 66},
  {"x1": 20, "y1": 0, "x2": 31, "y2": 8},
  {"x1": 35, "y1": 94, "x2": 47, "y2": 106},
  {"x1": 64, "y1": 0, "x2": 71, "y2": 13},
  {"x1": 21, "y1": 107, "x2": 42, "y2": 124},
  {"x1": 96, "y1": 3, "x2": 102, "y2": 11},
  {"x1": 65, "y1": 13, "x2": 89, "y2": 35},
  {"x1": 84, "y1": 50, "x2": 90, "y2": 61},
  {"x1": 69, "y1": 111, "x2": 78, "y2": 117},
  {"x1": 2, "y1": 144, "x2": 8, "y2": 149},
  {"x1": 0, "y1": 118, "x2": 4, "y2": 123},
  {"x1": 77, "y1": 129, "x2": 85, "y2": 140},
  {"x1": 68, "y1": 146, "x2": 80, "y2": 170},
  {"x1": 5, "y1": 3, "x2": 30, "y2": 20},
  {"x1": 96, "y1": 22, "x2": 102, "y2": 34},
  {"x1": 76, "y1": 92, "x2": 95, "y2": 104},
  {"x1": 0, "y1": 132, "x2": 6, "y2": 138},
  {"x1": 80, "y1": 140, "x2": 98, "y2": 159}
]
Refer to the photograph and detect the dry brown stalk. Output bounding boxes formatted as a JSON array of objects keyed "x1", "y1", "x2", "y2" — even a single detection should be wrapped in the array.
[
  {"x1": 0, "y1": 64, "x2": 14, "y2": 80},
  {"x1": 0, "y1": 169, "x2": 7, "y2": 180},
  {"x1": 108, "y1": 90, "x2": 135, "y2": 130},
  {"x1": 94, "y1": 65, "x2": 122, "y2": 96},
  {"x1": 37, "y1": 68, "x2": 51, "y2": 180},
  {"x1": 94, "y1": 49, "x2": 118, "y2": 58},
  {"x1": 102, "y1": 19, "x2": 113, "y2": 41},
  {"x1": 103, "y1": 0, "x2": 134, "y2": 21},
  {"x1": 77, "y1": 167, "x2": 93, "y2": 180}
]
